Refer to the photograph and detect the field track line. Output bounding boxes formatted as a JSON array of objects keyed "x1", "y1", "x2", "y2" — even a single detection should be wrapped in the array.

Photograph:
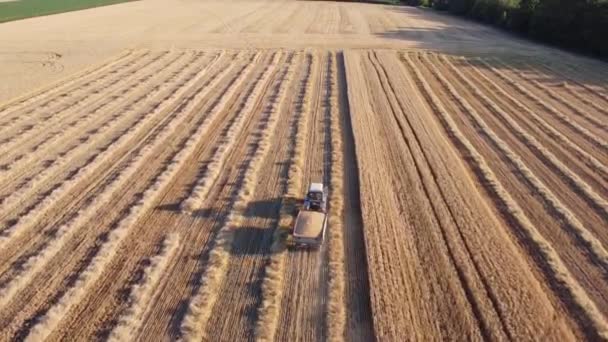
[
  {"x1": 376, "y1": 52, "x2": 508, "y2": 340},
  {"x1": 496, "y1": 60, "x2": 608, "y2": 133},
  {"x1": 418, "y1": 53, "x2": 608, "y2": 275},
  {"x1": 453, "y1": 56, "x2": 608, "y2": 182},
  {"x1": 402, "y1": 53, "x2": 608, "y2": 341},
  {"x1": 0, "y1": 50, "x2": 134, "y2": 117},
  {"x1": 431, "y1": 54, "x2": 608, "y2": 220},
  {"x1": 179, "y1": 51, "x2": 297, "y2": 342},
  {"x1": 20, "y1": 51, "x2": 253, "y2": 342},
  {"x1": 108, "y1": 233, "x2": 182, "y2": 342},
  {"x1": 0, "y1": 51, "x2": 228, "y2": 252},
  {"x1": 0, "y1": 51, "x2": 170, "y2": 165},
  {"x1": 0, "y1": 52, "x2": 191, "y2": 206},
  {"x1": 254, "y1": 52, "x2": 316, "y2": 342},
  {"x1": 0, "y1": 51, "x2": 239, "y2": 311},
  {"x1": 478, "y1": 59, "x2": 608, "y2": 152}
]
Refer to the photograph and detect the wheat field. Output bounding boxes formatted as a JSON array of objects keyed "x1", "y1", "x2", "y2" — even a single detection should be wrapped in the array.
[{"x1": 0, "y1": 0, "x2": 607, "y2": 340}]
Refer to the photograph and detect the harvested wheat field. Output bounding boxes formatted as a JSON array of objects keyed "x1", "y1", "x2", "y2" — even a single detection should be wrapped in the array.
[{"x1": 0, "y1": 0, "x2": 607, "y2": 341}]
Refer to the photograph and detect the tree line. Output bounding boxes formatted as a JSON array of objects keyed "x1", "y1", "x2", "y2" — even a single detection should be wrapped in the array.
[{"x1": 403, "y1": 0, "x2": 608, "y2": 58}]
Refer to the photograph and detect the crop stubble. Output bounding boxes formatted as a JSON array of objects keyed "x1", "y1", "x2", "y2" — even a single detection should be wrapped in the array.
[{"x1": 0, "y1": 44, "x2": 606, "y2": 341}]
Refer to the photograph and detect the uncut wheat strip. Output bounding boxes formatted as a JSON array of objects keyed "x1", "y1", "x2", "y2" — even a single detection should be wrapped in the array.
[
  {"x1": 254, "y1": 52, "x2": 316, "y2": 342},
  {"x1": 325, "y1": 52, "x2": 346, "y2": 342},
  {"x1": 0, "y1": 51, "x2": 244, "y2": 310},
  {"x1": 501, "y1": 60, "x2": 607, "y2": 132},
  {"x1": 0, "y1": 51, "x2": 149, "y2": 141},
  {"x1": 0, "y1": 49, "x2": 134, "y2": 120},
  {"x1": 108, "y1": 233, "x2": 181, "y2": 342},
  {"x1": 22, "y1": 65, "x2": 237, "y2": 340},
  {"x1": 0, "y1": 51, "x2": 171, "y2": 164},
  {"x1": 479, "y1": 58, "x2": 608, "y2": 151},
  {"x1": 434, "y1": 55, "x2": 608, "y2": 219},
  {"x1": 402, "y1": 53, "x2": 608, "y2": 340},
  {"x1": 180, "y1": 51, "x2": 297, "y2": 342},
  {"x1": 0, "y1": 52, "x2": 228, "y2": 251},
  {"x1": 454, "y1": 56, "x2": 608, "y2": 182},
  {"x1": 180, "y1": 52, "x2": 278, "y2": 212},
  {"x1": 0, "y1": 52, "x2": 194, "y2": 212},
  {"x1": 421, "y1": 53, "x2": 608, "y2": 272}
]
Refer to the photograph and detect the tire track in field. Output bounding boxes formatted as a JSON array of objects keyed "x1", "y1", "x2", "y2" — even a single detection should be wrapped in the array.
[
  {"x1": 17, "y1": 51, "x2": 252, "y2": 342},
  {"x1": 0, "y1": 53, "x2": 159, "y2": 162},
  {"x1": 179, "y1": 51, "x2": 296, "y2": 342},
  {"x1": 0, "y1": 51, "x2": 148, "y2": 144},
  {"x1": 254, "y1": 52, "x2": 316, "y2": 342},
  {"x1": 0, "y1": 52, "x2": 237, "y2": 312},
  {"x1": 479, "y1": 59, "x2": 608, "y2": 152},
  {"x1": 108, "y1": 233, "x2": 181, "y2": 341},
  {"x1": 0, "y1": 52, "x2": 226, "y2": 252},
  {"x1": 401, "y1": 52, "x2": 608, "y2": 341},
  {"x1": 0, "y1": 50, "x2": 134, "y2": 121},
  {"x1": 452, "y1": 56, "x2": 608, "y2": 183},
  {"x1": 418, "y1": 53, "x2": 608, "y2": 279},
  {"x1": 0, "y1": 52, "x2": 193, "y2": 216}
]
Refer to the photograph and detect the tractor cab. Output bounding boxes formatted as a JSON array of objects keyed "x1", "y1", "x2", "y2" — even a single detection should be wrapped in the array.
[{"x1": 303, "y1": 182, "x2": 327, "y2": 212}]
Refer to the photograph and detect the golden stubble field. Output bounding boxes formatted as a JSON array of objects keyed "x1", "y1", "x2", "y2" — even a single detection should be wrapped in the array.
[{"x1": 0, "y1": 0, "x2": 607, "y2": 341}]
